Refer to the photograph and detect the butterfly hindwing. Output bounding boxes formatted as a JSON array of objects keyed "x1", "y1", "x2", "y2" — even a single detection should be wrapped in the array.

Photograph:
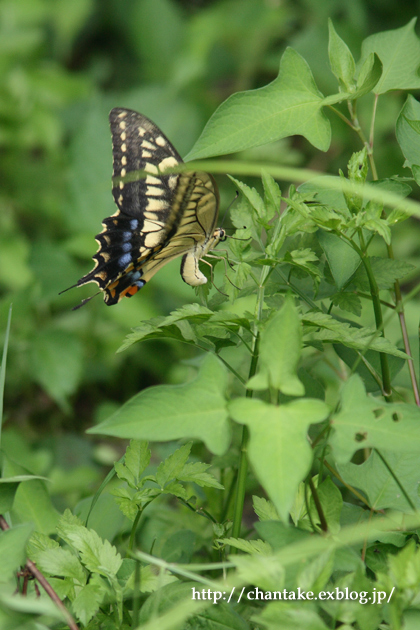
[{"x1": 74, "y1": 108, "x2": 221, "y2": 306}]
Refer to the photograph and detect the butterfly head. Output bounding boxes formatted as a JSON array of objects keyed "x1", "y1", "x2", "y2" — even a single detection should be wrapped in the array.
[{"x1": 214, "y1": 227, "x2": 227, "y2": 244}]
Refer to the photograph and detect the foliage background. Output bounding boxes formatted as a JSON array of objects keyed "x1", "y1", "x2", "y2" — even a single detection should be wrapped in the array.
[{"x1": 2, "y1": 0, "x2": 420, "y2": 517}]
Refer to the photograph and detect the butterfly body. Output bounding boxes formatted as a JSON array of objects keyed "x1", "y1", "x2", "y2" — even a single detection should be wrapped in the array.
[{"x1": 75, "y1": 108, "x2": 224, "y2": 306}]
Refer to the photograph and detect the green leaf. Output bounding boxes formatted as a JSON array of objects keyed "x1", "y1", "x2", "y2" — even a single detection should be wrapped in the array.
[
  {"x1": 262, "y1": 170, "x2": 281, "y2": 222},
  {"x1": 56, "y1": 510, "x2": 122, "y2": 579},
  {"x1": 228, "y1": 175, "x2": 266, "y2": 229},
  {"x1": 35, "y1": 547, "x2": 86, "y2": 582},
  {"x1": 360, "y1": 18, "x2": 420, "y2": 94},
  {"x1": 334, "y1": 344, "x2": 405, "y2": 393},
  {"x1": 2, "y1": 456, "x2": 59, "y2": 535},
  {"x1": 118, "y1": 304, "x2": 253, "y2": 353},
  {"x1": 88, "y1": 354, "x2": 230, "y2": 455},
  {"x1": 125, "y1": 440, "x2": 151, "y2": 484},
  {"x1": 0, "y1": 303, "x2": 12, "y2": 435},
  {"x1": 355, "y1": 52, "x2": 383, "y2": 96},
  {"x1": 253, "y1": 496, "x2": 280, "y2": 522},
  {"x1": 248, "y1": 295, "x2": 305, "y2": 395},
  {"x1": 0, "y1": 480, "x2": 20, "y2": 513},
  {"x1": 309, "y1": 477, "x2": 343, "y2": 534},
  {"x1": 185, "y1": 47, "x2": 330, "y2": 160},
  {"x1": 256, "y1": 606, "x2": 330, "y2": 630},
  {"x1": 299, "y1": 176, "x2": 349, "y2": 215},
  {"x1": 338, "y1": 450, "x2": 420, "y2": 512},
  {"x1": 328, "y1": 20, "x2": 356, "y2": 90},
  {"x1": 228, "y1": 397, "x2": 329, "y2": 521},
  {"x1": 72, "y1": 576, "x2": 104, "y2": 626},
  {"x1": 156, "y1": 443, "x2": 192, "y2": 487},
  {"x1": 303, "y1": 312, "x2": 409, "y2": 359},
  {"x1": 331, "y1": 292, "x2": 362, "y2": 317},
  {"x1": 396, "y1": 95, "x2": 420, "y2": 186},
  {"x1": 0, "y1": 523, "x2": 33, "y2": 584},
  {"x1": 221, "y1": 537, "x2": 271, "y2": 555},
  {"x1": 318, "y1": 231, "x2": 361, "y2": 289},
  {"x1": 297, "y1": 549, "x2": 335, "y2": 592},
  {"x1": 351, "y1": 257, "x2": 415, "y2": 291},
  {"x1": 330, "y1": 375, "x2": 420, "y2": 463},
  {"x1": 364, "y1": 214, "x2": 391, "y2": 245},
  {"x1": 178, "y1": 462, "x2": 224, "y2": 489},
  {"x1": 140, "y1": 581, "x2": 249, "y2": 629},
  {"x1": 29, "y1": 329, "x2": 83, "y2": 411}
]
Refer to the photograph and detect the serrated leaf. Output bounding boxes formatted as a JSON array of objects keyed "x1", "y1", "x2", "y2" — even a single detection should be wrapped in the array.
[
  {"x1": 364, "y1": 216, "x2": 391, "y2": 244},
  {"x1": 162, "y1": 481, "x2": 190, "y2": 500},
  {"x1": 156, "y1": 443, "x2": 192, "y2": 488},
  {"x1": 228, "y1": 175, "x2": 265, "y2": 220},
  {"x1": 35, "y1": 547, "x2": 86, "y2": 582},
  {"x1": 72, "y1": 575, "x2": 104, "y2": 626},
  {"x1": 185, "y1": 47, "x2": 330, "y2": 160},
  {"x1": 118, "y1": 316, "x2": 197, "y2": 352},
  {"x1": 220, "y1": 537, "x2": 271, "y2": 555},
  {"x1": 262, "y1": 170, "x2": 281, "y2": 222},
  {"x1": 332, "y1": 292, "x2": 362, "y2": 316},
  {"x1": 27, "y1": 531, "x2": 60, "y2": 559},
  {"x1": 114, "y1": 461, "x2": 136, "y2": 488},
  {"x1": 303, "y1": 312, "x2": 409, "y2": 359},
  {"x1": 56, "y1": 510, "x2": 122, "y2": 578},
  {"x1": 125, "y1": 440, "x2": 151, "y2": 484},
  {"x1": 178, "y1": 462, "x2": 223, "y2": 489},
  {"x1": 113, "y1": 496, "x2": 140, "y2": 522},
  {"x1": 88, "y1": 354, "x2": 230, "y2": 455},
  {"x1": 253, "y1": 496, "x2": 280, "y2": 522}
]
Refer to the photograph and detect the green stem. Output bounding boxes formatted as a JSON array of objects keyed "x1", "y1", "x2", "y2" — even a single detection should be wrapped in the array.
[
  {"x1": 230, "y1": 334, "x2": 259, "y2": 547},
  {"x1": 358, "y1": 230, "x2": 392, "y2": 401},
  {"x1": 231, "y1": 235, "x2": 271, "y2": 545},
  {"x1": 127, "y1": 509, "x2": 142, "y2": 554},
  {"x1": 131, "y1": 561, "x2": 140, "y2": 629},
  {"x1": 375, "y1": 449, "x2": 417, "y2": 512},
  {"x1": 386, "y1": 243, "x2": 420, "y2": 406},
  {"x1": 308, "y1": 477, "x2": 328, "y2": 533}
]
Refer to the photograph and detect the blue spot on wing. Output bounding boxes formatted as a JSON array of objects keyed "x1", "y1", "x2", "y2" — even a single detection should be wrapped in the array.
[
  {"x1": 118, "y1": 253, "x2": 132, "y2": 268},
  {"x1": 130, "y1": 219, "x2": 139, "y2": 230}
]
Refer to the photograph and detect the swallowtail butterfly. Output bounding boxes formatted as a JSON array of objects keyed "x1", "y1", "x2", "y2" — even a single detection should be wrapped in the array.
[{"x1": 72, "y1": 108, "x2": 225, "y2": 307}]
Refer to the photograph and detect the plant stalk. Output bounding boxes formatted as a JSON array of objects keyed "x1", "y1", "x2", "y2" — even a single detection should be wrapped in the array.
[{"x1": 358, "y1": 231, "x2": 393, "y2": 401}]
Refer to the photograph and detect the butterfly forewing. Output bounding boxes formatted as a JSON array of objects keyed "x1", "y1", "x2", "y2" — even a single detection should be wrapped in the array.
[{"x1": 74, "y1": 107, "x2": 221, "y2": 306}]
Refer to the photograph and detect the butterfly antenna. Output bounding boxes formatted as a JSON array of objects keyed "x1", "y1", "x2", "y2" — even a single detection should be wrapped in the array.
[
  {"x1": 58, "y1": 283, "x2": 79, "y2": 295},
  {"x1": 72, "y1": 292, "x2": 101, "y2": 311},
  {"x1": 226, "y1": 233, "x2": 252, "y2": 242},
  {"x1": 219, "y1": 191, "x2": 239, "y2": 228}
]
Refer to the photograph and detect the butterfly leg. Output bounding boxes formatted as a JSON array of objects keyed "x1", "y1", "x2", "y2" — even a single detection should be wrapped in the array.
[
  {"x1": 205, "y1": 253, "x2": 240, "y2": 290},
  {"x1": 199, "y1": 258, "x2": 228, "y2": 296}
]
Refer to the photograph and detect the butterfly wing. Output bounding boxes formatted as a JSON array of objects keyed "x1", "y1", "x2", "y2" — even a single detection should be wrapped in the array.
[
  {"x1": 75, "y1": 108, "x2": 220, "y2": 306},
  {"x1": 76, "y1": 108, "x2": 186, "y2": 304}
]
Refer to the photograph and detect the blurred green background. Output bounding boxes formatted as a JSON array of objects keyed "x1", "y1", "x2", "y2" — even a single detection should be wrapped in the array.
[{"x1": 1, "y1": 0, "x2": 420, "y2": 496}]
